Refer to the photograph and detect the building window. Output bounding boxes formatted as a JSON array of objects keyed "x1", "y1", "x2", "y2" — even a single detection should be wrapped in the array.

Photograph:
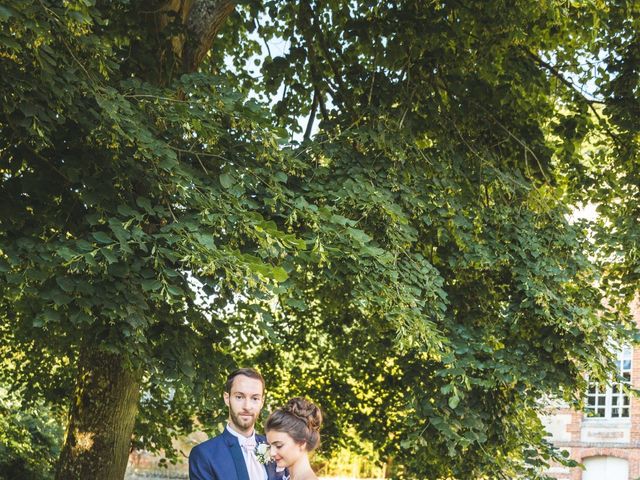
[{"x1": 585, "y1": 347, "x2": 632, "y2": 419}]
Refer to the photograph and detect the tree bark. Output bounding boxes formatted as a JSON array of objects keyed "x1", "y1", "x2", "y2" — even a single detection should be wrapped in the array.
[
  {"x1": 144, "y1": 0, "x2": 237, "y2": 82},
  {"x1": 384, "y1": 456, "x2": 394, "y2": 478},
  {"x1": 182, "y1": 0, "x2": 236, "y2": 72},
  {"x1": 55, "y1": 348, "x2": 142, "y2": 480}
]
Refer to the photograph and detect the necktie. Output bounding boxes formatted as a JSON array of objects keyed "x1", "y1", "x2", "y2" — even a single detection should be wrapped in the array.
[{"x1": 239, "y1": 437, "x2": 264, "y2": 480}]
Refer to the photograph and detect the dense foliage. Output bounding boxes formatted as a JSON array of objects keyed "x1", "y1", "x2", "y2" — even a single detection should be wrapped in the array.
[
  {"x1": 0, "y1": 387, "x2": 62, "y2": 480},
  {"x1": 0, "y1": 1, "x2": 638, "y2": 479}
]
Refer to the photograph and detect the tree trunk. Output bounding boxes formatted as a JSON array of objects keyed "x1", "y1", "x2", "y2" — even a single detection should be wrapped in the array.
[
  {"x1": 182, "y1": 0, "x2": 236, "y2": 72},
  {"x1": 55, "y1": 348, "x2": 142, "y2": 480},
  {"x1": 384, "y1": 456, "x2": 394, "y2": 478},
  {"x1": 53, "y1": 2, "x2": 237, "y2": 478}
]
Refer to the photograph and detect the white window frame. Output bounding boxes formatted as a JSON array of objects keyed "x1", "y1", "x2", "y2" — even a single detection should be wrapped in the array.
[{"x1": 585, "y1": 346, "x2": 632, "y2": 420}]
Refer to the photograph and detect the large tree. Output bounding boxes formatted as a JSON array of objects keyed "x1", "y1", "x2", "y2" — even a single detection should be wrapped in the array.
[{"x1": 0, "y1": 1, "x2": 636, "y2": 479}]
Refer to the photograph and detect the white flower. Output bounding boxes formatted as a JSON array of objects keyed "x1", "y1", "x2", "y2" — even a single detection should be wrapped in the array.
[{"x1": 255, "y1": 442, "x2": 272, "y2": 465}]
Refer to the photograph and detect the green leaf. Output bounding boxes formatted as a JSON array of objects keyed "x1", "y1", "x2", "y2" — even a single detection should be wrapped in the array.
[
  {"x1": 219, "y1": 173, "x2": 234, "y2": 189},
  {"x1": 117, "y1": 204, "x2": 138, "y2": 217},
  {"x1": 101, "y1": 248, "x2": 117, "y2": 264},
  {"x1": 0, "y1": 258, "x2": 9, "y2": 273},
  {"x1": 330, "y1": 214, "x2": 355, "y2": 226},
  {"x1": 43, "y1": 309, "x2": 61, "y2": 323},
  {"x1": 0, "y1": 6, "x2": 14, "y2": 21},
  {"x1": 69, "y1": 10, "x2": 91, "y2": 24},
  {"x1": 141, "y1": 279, "x2": 162, "y2": 292},
  {"x1": 274, "y1": 171, "x2": 288, "y2": 183},
  {"x1": 76, "y1": 239, "x2": 94, "y2": 252},
  {"x1": 92, "y1": 231, "x2": 112, "y2": 244},
  {"x1": 272, "y1": 266, "x2": 288, "y2": 282},
  {"x1": 136, "y1": 196, "x2": 153, "y2": 213},
  {"x1": 166, "y1": 285, "x2": 184, "y2": 296},
  {"x1": 57, "y1": 246, "x2": 78, "y2": 261},
  {"x1": 52, "y1": 292, "x2": 72, "y2": 306},
  {"x1": 55, "y1": 276, "x2": 74, "y2": 293},
  {"x1": 83, "y1": 252, "x2": 98, "y2": 267},
  {"x1": 110, "y1": 224, "x2": 130, "y2": 243},
  {"x1": 70, "y1": 310, "x2": 92, "y2": 324},
  {"x1": 347, "y1": 227, "x2": 372, "y2": 244},
  {"x1": 285, "y1": 298, "x2": 307, "y2": 310},
  {"x1": 108, "y1": 262, "x2": 129, "y2": 278}
]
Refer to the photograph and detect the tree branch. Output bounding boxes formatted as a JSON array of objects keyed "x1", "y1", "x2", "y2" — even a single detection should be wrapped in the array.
[
  {"x1": 182, "y1": 0, "x2": 236, "y2": 73},
  {"x1": 304, "y1": 89, "x2": 319, "y2": 141},
  {"x1": 524, "y1": 49, "x2": 621, "y2": 146},
  {"x1": 298, "y1": 2, "x2": 347, "y2": 113},
  {"x1": 317, "y1": 85, "x2": 329, "y2": 122}
]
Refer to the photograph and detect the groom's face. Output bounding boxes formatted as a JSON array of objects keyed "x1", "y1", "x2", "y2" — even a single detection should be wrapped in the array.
[{"x1": 224, "y1": 375, "x2": 265, "y2": 435}]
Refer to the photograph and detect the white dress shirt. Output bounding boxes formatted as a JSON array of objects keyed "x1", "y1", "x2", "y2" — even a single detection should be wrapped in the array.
[{"x1": 226, "y1": 425, "x2": 267, "y2": 480}]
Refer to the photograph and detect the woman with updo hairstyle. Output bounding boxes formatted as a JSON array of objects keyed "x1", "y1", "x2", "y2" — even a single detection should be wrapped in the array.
[{"x1": 265, "y1": 397, "x2": 323, "y2": 480}]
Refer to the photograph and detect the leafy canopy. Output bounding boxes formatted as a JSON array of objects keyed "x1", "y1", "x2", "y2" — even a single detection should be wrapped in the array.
[{"x1": 0, "y1": 1, "x2": 637, "y2": 478}]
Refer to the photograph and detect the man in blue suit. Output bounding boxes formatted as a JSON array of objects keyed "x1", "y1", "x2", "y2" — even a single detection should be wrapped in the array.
[{"x1": 189, "y1": 368, "x2": 283, "y2": 480}]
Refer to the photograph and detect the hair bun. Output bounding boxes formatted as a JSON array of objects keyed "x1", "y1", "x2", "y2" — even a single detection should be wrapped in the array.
[
  {"x1": 284, "y1": 397, "x2": 323, "y2": 432},
  {"x1": 266, "y1": 396, "x2": 323, "y2": 451}
]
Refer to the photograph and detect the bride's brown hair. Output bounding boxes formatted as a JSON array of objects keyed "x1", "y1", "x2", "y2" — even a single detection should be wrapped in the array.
[{"x1": 265, "y1": 397, "x2": 323, "y2": 451}]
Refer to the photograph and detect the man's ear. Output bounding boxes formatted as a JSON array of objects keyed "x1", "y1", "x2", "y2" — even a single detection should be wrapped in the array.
[{"x1": 223, "y1": 391, "x2": 230, "y2": 407}]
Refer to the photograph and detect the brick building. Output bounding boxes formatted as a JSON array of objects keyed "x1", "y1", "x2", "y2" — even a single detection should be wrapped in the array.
[{"x1": 542, "y1": 305, "x2": 640, "y2": 480}]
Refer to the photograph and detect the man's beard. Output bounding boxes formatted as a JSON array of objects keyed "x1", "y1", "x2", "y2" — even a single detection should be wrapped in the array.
[{"x1": 230, "y1": 408, "x2": 256, "y2": 431}]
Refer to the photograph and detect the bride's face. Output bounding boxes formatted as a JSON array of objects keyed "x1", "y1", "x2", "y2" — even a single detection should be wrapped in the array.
[{"x1": 266, "y1": 430, "x2": 307, "y2": 468}]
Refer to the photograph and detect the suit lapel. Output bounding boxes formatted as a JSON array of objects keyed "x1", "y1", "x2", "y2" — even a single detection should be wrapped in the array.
[
  {"x1": 223, "y1": 429, "x2": 250, "y2": 480},
  {"x1": 265, "y1": 461, "x2": 277, "y2": 480}
]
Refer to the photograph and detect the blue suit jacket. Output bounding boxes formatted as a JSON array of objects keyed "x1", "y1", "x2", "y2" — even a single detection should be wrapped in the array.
[{"x1": 189, "y1": 429, "x2": 281, "y2": 480}]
